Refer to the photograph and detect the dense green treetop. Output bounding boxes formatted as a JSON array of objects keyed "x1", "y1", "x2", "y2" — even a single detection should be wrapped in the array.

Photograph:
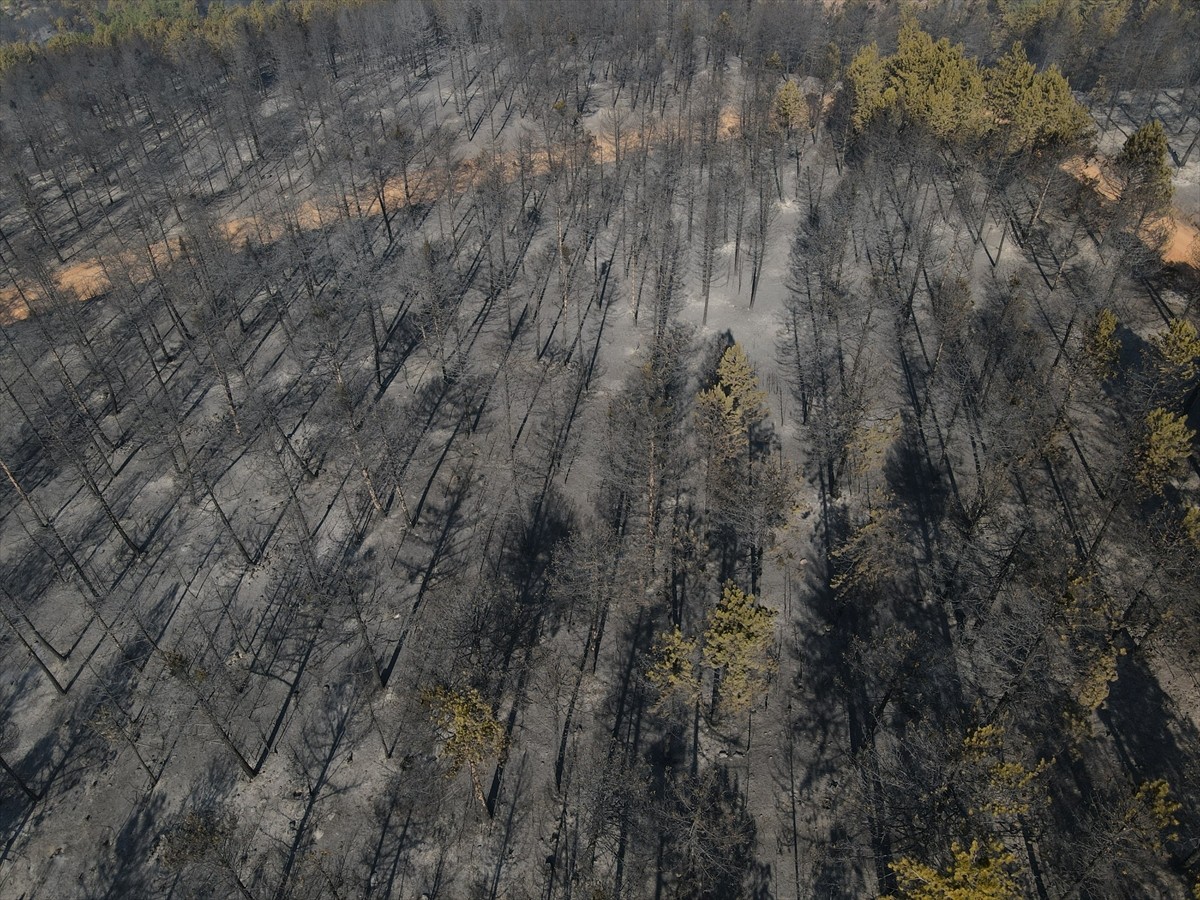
[
  {"x1": 0, "y1": 0, "x2": 357, "y2": 75},
  {"x1": 846, "y1": 22, "x2": 1091, "y2": 154},
  {"x1": 1115, "y1": 119, "x2": 1174, "y2": 212}
]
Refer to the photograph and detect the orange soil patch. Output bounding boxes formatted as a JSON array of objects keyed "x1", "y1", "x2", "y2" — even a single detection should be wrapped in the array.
[
  {"x1": 1063, "y1": 153, "x2": 1199, "y2": 271},
  {"x1": 0, "y1": 257, "x2": 113, "y2": 325},
  {"x1": 592, "y1": 129, "x2": 647, "y2": 164},
  {"x1": 55, "y1": 257, "x2": 110, "y2": 299},
  {"x1": 0, "y1": 287, "x2": 30, "y2": 325},
  {"x1": 718, "y1": 106, "x2": 741, "y2": 138},
  {"x1": 0, "y1": 154, "x2": 494, "y2": 324},
  {"x1": 221, "y1": 214, "x2": 278, "y2": 248},
  {"x1": 0, "y1": 234, "x2": 196, "y2": 324},
  {"x1": 1162, "y1": 216, "x2": 1199, "y2": 267},
  {"x1": 590, "y1": 124, "x2": 637, "y2": 166},
  {"x1": 0, "y1": 104, "x2": 752, "y2": 326},
  {"x1": 1062, "y1": 155, "x2": 1120, "y2": 201}
]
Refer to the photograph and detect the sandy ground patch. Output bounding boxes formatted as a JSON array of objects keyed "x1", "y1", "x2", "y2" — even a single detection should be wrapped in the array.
[{"x1": 1063, "y1": 153, "x2": 1198, "y2": 269}]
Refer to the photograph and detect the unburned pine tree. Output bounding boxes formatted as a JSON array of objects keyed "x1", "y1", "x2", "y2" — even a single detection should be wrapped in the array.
[
  {"x1": 645, "y1": 627, "x2": 701, "y2": 712},
  {"x1": 1148, "y1": 318, "x2": 1200, "y2": 401},
  {"x1": 884, "y1": 840, "x2": 1019, "y2": 900},
  {"x1": 843, "y1": 23, "x2": 989, "y2": 144},
  {"x1": 987, "y1": 42, "x2": 1090, "y2": 156},
  {"x1": 423, "y1": 685, "x2": 505, "y2": 808},
  {"x1": 702, "y1": 581, "x2": 776, "y2": 715},
  {"x1": 645, "y1": 624, "x2": 705, "y2": 769},
  {"x1": 1136, "y1": 407, "x2": 1195, "y2": 495},
  {"x1": 1114, "y1": 120, "x2": 1174, "y2": 227},
  {"x1": 1080, "y1": 307, "x2": 1119, "y2": 383},
  {"x1": 646, "y1": 583, "x2": 776, "y2": 717},
  {"x1": 771, "y1": 78, "x2": 807, "y2": 139},
  {"x1": 695, "y1": 342, "x2": 767, "y2": 477},
  {"x1": 831, "y1": 500, "x2": 907, "y2": 595},
  {"x1": 1061, "y1": 778, "x2": 1182, "y2": 895}
]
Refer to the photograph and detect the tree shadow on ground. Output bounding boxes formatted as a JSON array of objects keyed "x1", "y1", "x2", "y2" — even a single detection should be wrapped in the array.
[
  {"x1": 1101, "y1": 636, "x2": 1200, "y2": 882},
  {"x1": 86, "y1": 789, "x2": 170, "y2": 899}
]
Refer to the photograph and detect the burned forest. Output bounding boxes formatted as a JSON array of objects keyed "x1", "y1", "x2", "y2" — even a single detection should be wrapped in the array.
[{"x1": 0, "y1": 0, "x2": 1199, "y2": 897}]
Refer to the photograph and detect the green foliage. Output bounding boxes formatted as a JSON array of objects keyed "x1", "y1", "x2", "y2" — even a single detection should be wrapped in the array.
[
  {"x1": 997, "y1": 0, "x2": 1074, "y2": 33},
  {"x1": 885, "y1": 840, "x2": 1019, "y2": 900},
  {"x1": 710, "y1": 9, "x2": 735, "y2": 56},
  {"x1": 647, "y1": 584, "x2": 777, "y2": 715},
  {"x1": 646, "y1": 627, "x2": 701, "y2": 710},
  {"x1": 1127, "y1": 779, "x2": 1181, "y2": 851},
  {"x1": 997, "y1": 0, "x2": 1132, "y2": 39},
  {"x1": 988, "y1": 43, "x2": 1091, "y2": 153},
  {"x1": 890, "y1": 22, "x2": 989, "y2": 142},
  {"x1": 712, "y1": 342, "x2": 768, "y2": 427},
  {"x1": 846, "y1": 42, "x2": 894, "y2": 132},
  {"x1": 1081, "y1": 307, "x2": 1120, "y2": 381},
  {"x1": 92, "y1": 0, "x2": 202, "y2": 38},
  {"x1": 847, "y1": 25, "x2": 988, "y2": 141},
  {"x1": 1049, "y1": 570, "x2": 1125, "y2": 739},
  {"x1": 960, "y1": 724, "x2": 1052, "y2": 820},
  {"x1": 423, "y1": 685, "x2": 505, "y2": 803},
  {"x1": 701, "y1": 582, "x2": 776, "y2": 713},
  {"x1": 1150, "y1": 318, "x2": 1200, "y2": 384},
  {"x1": 1182, "y1": 505, "x2": 1200, "y2": 548},
  {"x1": 845, "y1": 24, "x2": 1089, "y2": 153},
  {"x1": 0, "y1": 40, "x2": 38, "y2": 76},
  {"x1": 772, "y1": 79, "x2": 808, "y2": 135},
  {"x1": 1116, "y1": 121, "x2": 1174, "y2": 213},
  {"x1": 696, "y1": 343, "x2": 767, "y2": 466},
  {"x1": 695, "y1": 379, "x2": 743, "y2": 464},
  {"x1": 0, "y1": 0, "x2": 358, "y2": 77},
  {"x1": 1074, "y1": 648, "x2": 1121, "y2": 712},
  {"x1": 846, "y1": 414, "x2": 900, "y2": 481},
  {"x1": 1136, "y1": 407, "x2": 1195, "y2": 494}
]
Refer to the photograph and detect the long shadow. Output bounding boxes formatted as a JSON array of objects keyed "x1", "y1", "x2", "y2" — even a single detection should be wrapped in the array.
[
  {"x1": 485, "y1": 750, "x2": 530, "y2": 900},
  {"x1": 272, "y1": 684, "x2": 358, "y2": 900},
  {"x1": 0, "y1": 520, "x2": 70, "y2": 615},
  {"x1": 360, "y1": 765, "x2": 450, "y2": 900},
  {"x1": 1100, "y1": 636, "x2": 1200, "y2": 879},
  {"x1": 0, "y1": 416, "x2": 60, "y2": 502},
  {"x1": 652, "y1": 765, "x2": 760, "y2": 900},
  {"x1": 87, "y1": 790, "x2": 170, "y2": 899},
  {"x1": 380, "y1": 457, "x2": 476, "y2": 687}
]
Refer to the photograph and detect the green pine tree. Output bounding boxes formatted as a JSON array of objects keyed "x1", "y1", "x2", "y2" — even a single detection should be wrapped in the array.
[
  {"x1": 1150, "y1": 318, "x2": 1200, "y2": 384},
  {"x1": 1136, "y1": 407, "x2": 1195, "y2": 494},
  {"x1": 646, "y1": 627, "x2": 701, "y2": 710},
  {"x1": 885, "y1": 840, "x2": 1019, "y2": 900},
  {"x1": 1081, "y1": 307, "x2": 1120, "y2": 382},
  {"x1": 772, "y1": 78, "x2": 808, "y2": 137},
  {"x1": 702, "y1": 582, "x2": 776, "y2": 713},
  {"x1": 989, "y1": 42, "x2": 1090, "y2": 152},
  {"x1": 696, "y1": 343, "x2": 768, "y2": 467},
  {"x1": 891, "y1": 21, "x2": 989, "y2": 142},
  {"x1": 846, "y1": 42, "x2": 894, "y2": 131},
  {"x1": 424, "y1": 686, "x2": 506, "y2": 806},
  {"x1": 1116, "y1": 120, "x2": 1174, "y2": 215}
]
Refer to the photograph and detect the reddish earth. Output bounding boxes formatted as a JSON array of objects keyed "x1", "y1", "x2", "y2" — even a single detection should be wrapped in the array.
[
  {"x1": 3, "y1": 127, "x2": 1192, "y2": 326},
  {"x1": 1063, "y1": 153, "x2": 1198, "y2": 268}
]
